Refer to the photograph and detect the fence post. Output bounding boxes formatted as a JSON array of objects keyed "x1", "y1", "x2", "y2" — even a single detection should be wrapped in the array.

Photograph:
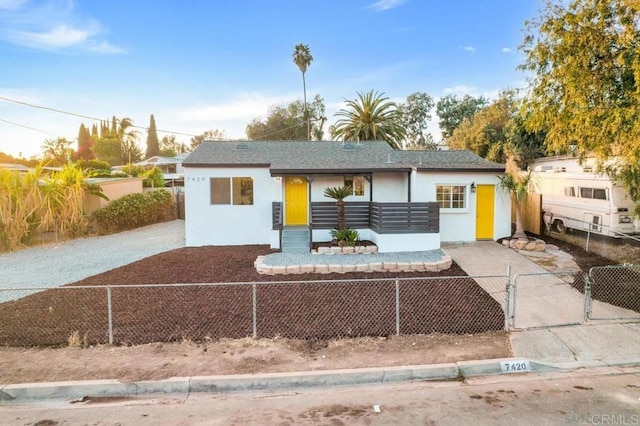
[
  {"x1": 504, "y1": 266, "x2": 512, "y2": 331},
  {"x1": 395, "y1": 279, "x2": 400, "y2": 336},
  {"x1": 583, "y1": 271, "x2": 592, "y2": 323},
  {"x1": 252, "y1": 283, "x2": 257, "y2": 339},
  {"x1": 107, "y1": 286, "x2": 114, "y2": 345},
  {"x1": 586, "y1": 227, "x2": 591, "y2": 252}
]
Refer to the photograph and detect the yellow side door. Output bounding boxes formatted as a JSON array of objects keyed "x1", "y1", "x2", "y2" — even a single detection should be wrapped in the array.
[
  {"x1": 285, "y1": 177, "x2": 308, "y2": 225},
  {"x1": 475, "y1": 184, "x2": 495, "y2": 240}
]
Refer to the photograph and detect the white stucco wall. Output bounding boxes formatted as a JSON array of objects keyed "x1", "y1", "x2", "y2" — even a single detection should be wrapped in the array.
[
  {"x1": 372, "y1": 173, "x2": 410, "y2": 202},
  {"x1": 184, "y1": 166, "x2": 280, "y2": 246},
  {"x1": 413, "y1": 172, "x2": 511, "y2": 242},
  {"x1": 370, "y1": 232, "x2": 440, "y2": 252}
]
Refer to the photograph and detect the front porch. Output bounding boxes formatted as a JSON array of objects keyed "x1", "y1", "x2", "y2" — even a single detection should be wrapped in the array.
[{"x1": 272, "y1": 201, "x2": 440, "y2": 253}]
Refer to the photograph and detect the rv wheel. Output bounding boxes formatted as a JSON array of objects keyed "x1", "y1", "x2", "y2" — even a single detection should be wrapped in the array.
[{"x1": 554, "y1": 220, "x2": 567, "y2": 234}]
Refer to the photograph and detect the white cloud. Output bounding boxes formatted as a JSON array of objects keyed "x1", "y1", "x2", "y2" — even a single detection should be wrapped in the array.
[
  {"x1": 462, "y1": 46, "x2": 475, "y2": 53},
  {"x1": 367, "y1": 0, "x2": 405, "y2": 12},
  {"x1": 443, "y1": 85, "x2": 477, "y2": 96},
  {"x1": 0, "y1": 0, "x2": 124, "y2": 53},
  {"x1": 176, "y1": 93, "x2": 296, "y2": 123},
  {"x1": 501, "y1": 47, "x2": 512, "y2": 53}
]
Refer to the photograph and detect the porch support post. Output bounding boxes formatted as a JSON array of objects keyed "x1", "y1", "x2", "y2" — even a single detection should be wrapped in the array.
[
  {"x1": 306, "y1": 176, "x2": 314, "y2": 249},
  {"x1": 407, "y1": 171, "x2": 411, "y2": 202}
]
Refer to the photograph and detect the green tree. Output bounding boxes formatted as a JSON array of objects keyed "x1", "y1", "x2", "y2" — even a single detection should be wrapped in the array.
[
  {"x1": 331, "y1": 90, "x2": 406, "y2": 149},
  {"x1": 292, "y1": 43, "x2": 313, "y2": 140},
  {"x1": 398, "y1": 92, "x2": 436, "y2": 150},
  {"x1": 41, "y1": 137, "x2": 73, "y2": 166},
  {"x1": 77, "y1": 123, "x2": 93, "y2": 160},
  {"x1": 160, "y1": 135, "x2": 185, "y2": 157},
  {"x1": 448, "y1": 91, "x2": 545, "y2": 166},
  {"x1": 145, "y1": 114, "x2": 160, "y2": 158},
  {"x1": 92, "y1": 137, "x2": 121, "y2": 166},
  {"x1": 246, "y1": 96, "x2": 326, "y2": 141},
  {"x1": 520, "y1": 0, "x2": 640, "y2": 212},
  {"x1": 190, "y1": 129, "x2": 227, "y2": 151},
  {"x1": 436, "y1": 94, "x2": 488, "y2": 141}
]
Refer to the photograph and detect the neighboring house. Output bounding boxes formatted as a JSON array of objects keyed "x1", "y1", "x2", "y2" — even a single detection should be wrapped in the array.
[
  {"x1": 132, "y1": 154, "x2": 188, "y2": 187},
  {"x1": 83, "y1": 177, "x2": 144, "y2": 214},
  {"x1": 182, "y1": 141, "x2": 510, "y2": 253}
]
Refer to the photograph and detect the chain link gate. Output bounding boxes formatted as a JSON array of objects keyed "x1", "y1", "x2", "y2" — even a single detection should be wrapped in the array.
[
  {"x1": 586, "y1": 265, "x2": 640, "y2": 321},
  {"x1": 508, "y1": 271, "x2": 587, "y2": 329}
]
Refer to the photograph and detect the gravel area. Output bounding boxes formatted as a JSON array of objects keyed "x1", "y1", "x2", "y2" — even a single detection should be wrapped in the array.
[
  {"x1": 262, "y1": 249, "x2": 446, "y2": 266},
  {"x1": 0, "y1": 220, "x2": 185, "y2": 297}
]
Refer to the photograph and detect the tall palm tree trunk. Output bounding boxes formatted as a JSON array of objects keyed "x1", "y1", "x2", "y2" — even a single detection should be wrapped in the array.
[{"x1": 302, "y1": 71, "x2": 309, "y2": 140}]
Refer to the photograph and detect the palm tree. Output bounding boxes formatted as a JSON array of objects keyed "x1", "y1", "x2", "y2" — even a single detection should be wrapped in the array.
[
  {"x1": 498, "y1": 158, "x2": 533, "y2": 240},
  {"x1": 118, "y1": 117, "x2": 140, "y2": 164},
  {"x1": 330, "y1": 90, "x2": 406, "y2": 149},
  {"x1": 292, "y1": 43, "x2": 313, "y2": 140},
  {"x1": 323, "y1": 185, "x2": 353, "y2": 230}
]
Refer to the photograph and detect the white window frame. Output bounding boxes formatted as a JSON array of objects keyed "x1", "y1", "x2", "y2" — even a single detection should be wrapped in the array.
[{"x1": 435, "y1": 184, "x2": 469, "y2": 213}]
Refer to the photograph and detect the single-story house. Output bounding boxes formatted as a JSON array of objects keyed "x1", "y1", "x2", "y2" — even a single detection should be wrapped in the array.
[{"x1": 182, "y1": 140, "x2": 511, "y2": 253}]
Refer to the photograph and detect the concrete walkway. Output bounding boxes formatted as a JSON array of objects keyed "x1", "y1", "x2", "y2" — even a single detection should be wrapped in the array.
[{"x1": 442, "y1": 241, "x2": 640, "y2": 364}]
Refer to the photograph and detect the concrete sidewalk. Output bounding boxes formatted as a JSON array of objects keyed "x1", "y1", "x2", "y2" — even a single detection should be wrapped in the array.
[{"x1": 442, "y1": 241, "x2": 640, "y2": 364}]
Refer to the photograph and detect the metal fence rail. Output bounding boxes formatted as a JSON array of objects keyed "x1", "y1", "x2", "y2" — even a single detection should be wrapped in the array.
[
  {"x1": 510, "y1": 271, "x2": 586, "y2": 329},
  {"x1": 0, "y1": 276, "x2": 505, "y2": 347}
]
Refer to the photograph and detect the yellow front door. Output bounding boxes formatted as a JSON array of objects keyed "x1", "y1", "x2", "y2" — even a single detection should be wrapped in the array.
[
  {"x1": 285, "y1": 177, "x2": 308, "y2": 225},
  {"x1": 475, "y1": 185, "x2": 495, "y2": 240}
]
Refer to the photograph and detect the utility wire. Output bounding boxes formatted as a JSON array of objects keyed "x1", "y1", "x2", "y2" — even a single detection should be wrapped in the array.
[
  {"x1": 0, "y1": 95, "x2": 199, "y2": 138},
  {"x1": 0, "y1": 117, "x2": 56, "y2": 135},
  {"x1": 0, "y1": 95, "x2": 316, "y2": 142}
]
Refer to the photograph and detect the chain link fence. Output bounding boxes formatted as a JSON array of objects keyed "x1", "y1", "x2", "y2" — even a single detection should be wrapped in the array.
[
  {"x1": 510, "y1": 271, "x2": 586, "y2": 329},
  {"x1": 0, "y1": 276, "x2": 506, "y2": 347},
  {"x1": 587, "y1": 265, "x2": 640, "y2": 321}
]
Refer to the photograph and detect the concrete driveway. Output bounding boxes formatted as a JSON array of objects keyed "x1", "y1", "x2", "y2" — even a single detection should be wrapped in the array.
[{"x1": 443, "y1": 241, "x2": 640, "y2": 364}]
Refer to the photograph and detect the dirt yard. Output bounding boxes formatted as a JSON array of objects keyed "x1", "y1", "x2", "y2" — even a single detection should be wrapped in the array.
[{"x1": 1, "y1": 234, "x2": 629, "y2": 385}]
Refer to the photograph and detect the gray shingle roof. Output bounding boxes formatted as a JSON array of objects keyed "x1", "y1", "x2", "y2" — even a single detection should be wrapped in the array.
[{"x1": 182, "y1": 140, "x2": 505, "y2": 173}]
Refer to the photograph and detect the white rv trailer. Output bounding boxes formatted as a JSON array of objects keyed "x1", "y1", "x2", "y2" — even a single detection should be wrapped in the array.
[{"x1": 530, "y1": 157, "x2": 637, "y2": 237}]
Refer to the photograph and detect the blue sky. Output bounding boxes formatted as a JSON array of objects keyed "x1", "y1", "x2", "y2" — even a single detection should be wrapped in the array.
[{"x1": 0, "y1": 0, "x2": 541, "y2": 158}]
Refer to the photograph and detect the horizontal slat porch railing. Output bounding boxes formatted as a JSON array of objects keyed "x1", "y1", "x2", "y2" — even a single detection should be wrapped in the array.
[
  {"x1": 310, "y1": 201, "x2": 371, "y2": 229},
  {"x1": 369, "y1": 202, "x2": 439, "y2": 234},
  {"x1": 273, "y1": 201, "x2": 439, "y2": 233}
]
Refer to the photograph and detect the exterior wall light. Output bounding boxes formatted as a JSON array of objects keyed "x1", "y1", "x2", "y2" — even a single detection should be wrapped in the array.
[{"x1": 470, "y1": 182, "x2": 476, "y2": 193}]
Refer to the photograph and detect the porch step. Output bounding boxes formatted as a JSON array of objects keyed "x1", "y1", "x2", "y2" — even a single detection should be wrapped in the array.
[{"x1": 282, "y1": 227, "x2": 310, "y2": 254}]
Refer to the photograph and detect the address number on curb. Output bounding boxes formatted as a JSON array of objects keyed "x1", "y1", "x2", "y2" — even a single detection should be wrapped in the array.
[{"x1": 500, "y1": 360, "x2": 531, "y2": 373}]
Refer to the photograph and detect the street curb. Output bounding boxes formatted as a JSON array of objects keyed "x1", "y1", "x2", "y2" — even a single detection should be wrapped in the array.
[{"x1": 2, "y1": 357, "x2": 639, "y2": 403}]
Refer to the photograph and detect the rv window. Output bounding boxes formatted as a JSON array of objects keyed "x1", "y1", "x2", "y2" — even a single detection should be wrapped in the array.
[
  {"x1": 579, "y1": 187, "x2": 608, "y2": 200},
  {"x1": 564, "y1": 187, "x2": 575, "y2": 197},
  {"x1": 436, "y1": 185, "x2": 467, "y2": 210}
]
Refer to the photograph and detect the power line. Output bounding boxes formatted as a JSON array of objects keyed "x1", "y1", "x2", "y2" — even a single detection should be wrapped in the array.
[
  {"x1": 0, "y1": 95, "x2": 199, "y2": 138},
  {"x1": 0, "y1": 117, "x2": 57, "y2": 135}
]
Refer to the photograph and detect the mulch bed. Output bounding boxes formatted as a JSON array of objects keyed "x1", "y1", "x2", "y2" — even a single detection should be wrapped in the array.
[{"x1": 0, "y1": 245, "x2": 505, "y2": 347}]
